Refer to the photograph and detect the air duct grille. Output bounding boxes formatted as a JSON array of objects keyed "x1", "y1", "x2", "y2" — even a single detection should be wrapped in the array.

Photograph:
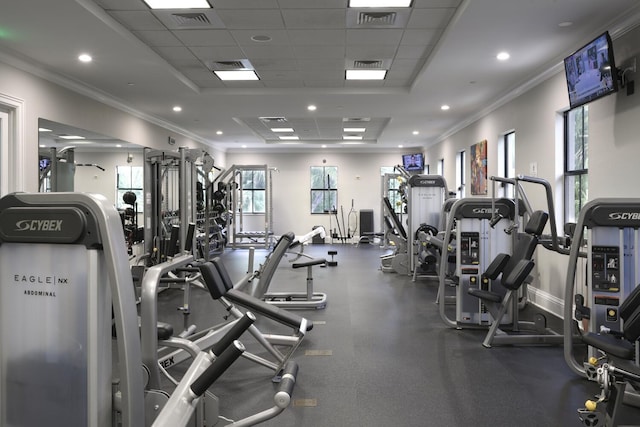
[
  {"x1": 353, "y1": 60, "x2": 384, "y2": 69},
  {"x1": 357, "y1": 12, "x2": 397, "y2": 25},
  {"x1": 259, "y1": 117, "x2": 288, "y2": 123},
  {"x1": 171, "y1": 13, "x2": 211, "y2": 26}
]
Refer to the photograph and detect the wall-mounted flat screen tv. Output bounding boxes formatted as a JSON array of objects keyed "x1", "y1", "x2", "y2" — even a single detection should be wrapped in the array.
[
  {"x1": 564, "y1": 31, "x2": 618, "y2": 109},
  {"x1": 402, "y1": 153, "x2": 424, "y2": 171}
]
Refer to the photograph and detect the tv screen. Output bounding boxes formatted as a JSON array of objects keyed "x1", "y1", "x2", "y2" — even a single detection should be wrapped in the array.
[
  {"x1": 402, "y1": 153, "x2": 424, "y2": 171},
  {"x1": 564, "y1": 31, "x2": 618, "y2": 109}
]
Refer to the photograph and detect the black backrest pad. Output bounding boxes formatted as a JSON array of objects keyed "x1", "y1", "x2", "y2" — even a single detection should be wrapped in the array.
[
  {"x1": 383, "y1": 197, "x2": 407, "y2": 240},
  {"x1": 620, "y1": 284, "x2": 640, "y2": 322},
  {"x1": 502, "y1": 233, "x2": 538, "y2": 278},
  {"x1": 197, "y1": 262, "x2": 227, "y2": 300},
  {"x1": 211, "y1": 257, "x2": 235, "y2": 291},
  {"x1": 623, "y1": 305, "x2": 640, "y2": 342},
  {"x1": 524, "y1": 210, "x2": 548, "y2": 236}
]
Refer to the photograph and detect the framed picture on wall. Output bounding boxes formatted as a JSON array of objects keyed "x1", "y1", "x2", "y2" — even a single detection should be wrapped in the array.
[{"x1": 471, "y1": 139, "x2": 487, "y2": 195}]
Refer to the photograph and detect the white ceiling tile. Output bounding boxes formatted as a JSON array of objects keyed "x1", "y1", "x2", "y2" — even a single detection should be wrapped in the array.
[
  {"x1": 401, "y1": 28, "x2": 440, "y2": 45},
  {"x1": 257, "y1": 69, "x2": 304, "y2": 80},
  {"x1": 293, "y1": 45, "x2": 346, "y2": 59},
  {"x1": 346, "y1": 45, "x2": 398, "y2": 59},
  {"x1": 297, "y1": 58, "x2": 346, "y2": 71},
  {"x1": 180, "y1": 66, "x2": 218, "y2": 80},
  {"x1": 262, "y1": 79, "x2": 306, "y2": 88},
  {"x1": 94, "y1": 0, "x2": 147, "y2": 10},
  {"x1": 281, "y1": 10, "x2": 346, "y2": 29},
  {"x1": 153, "y1": 46, "x2": 200, "y2": 61},
  {"x1": 387, "y1": 59, "x2": 420, "y2": 78},
  {"x1": 407, "y1": 8, "x2": 455, "y2": 29},
  {"x1": 395, "y1": 44, "x2": 431, "y2": 59},
  {"x1": 216, "y1": 10, "x2": 285, "y2": 29},
  {"x1": 412, "y1": 0, "x2": 462, "y2": 8},
  {"x1": 287, "y1": 30, "x2": 346, "y2": 46},
  {"x1": 300, "y1": 68, "x2": 346, "y2": 80},
  {"x1": 241, "y1": 45, "x2": 295, "y2": 59},
  {"x1": 346, "y1": 29, "x2": 404, "y2": 45},
  {"x1": 190, "y1": 46, "x2": 246, "y2": 61},
  {"x1": 250, "y1": 59, "x2": 299, "y2": 71},
  {"x1": 278, "y1": 0, "x2": 347, "y2": 8},
  {"x1": 172, "y1": 29, "x2": 236, "y2": 46},
  {"x1": 229, "y1": 30, "x2": 290, "y2": 45},
  {"x1": 212, "y1": 0, "x2": 279, "y2": 8},
  {"x1": 133, "y1": 30, "x2": 183, "y2": 47},
  {"x1": 109, "y1": 11, "x2": 164, "y2": 31}
]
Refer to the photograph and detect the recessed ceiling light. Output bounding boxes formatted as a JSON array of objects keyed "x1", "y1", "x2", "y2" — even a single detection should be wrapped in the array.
[
  {"x1": 279, "y1": 136, "x2": 299, "y2": 140},
  {"x1": 216, "y1": 130, "x2": 223, "y2": 135},
  {"x1": 78, "y1": 53, "x2": 92, "y2": 63},
  {"x1": 398, "y1": 145, "x2": 403, "y2": 148},
  {"x1": 241, "y1": 145, "x2": 247, "y2": 148},
  {"x1": 496, "y1": 52, "x2": 510, "y2": 61},
  {"x1": 344, "y1": 127, "x2": 366, "y2": 132},
  {"x1": 558, "y1": 21, "x2": 573, "y2": 28},
  {"x1": 346, "y1": 69, "x2": 387, "y2": 80},
  {"x1": 321, "y1": 145, "x2": 327, "y2": 148},
  {"x1": 115, "y1": 144, "x2": 122, "y2": 148},
  {"x1": 173, "y1": 106, "x2": 182, "y2": 112},
  {"x1": 441, "y1": 105, "x2": 450, "y2": 111},
  {"x1": 271, "y1": 128, "x2": 295, "y2": 132},
  {"x1": 348, "y1": 0, "x2": 412, "y2": 7},
  {"x1": 38, "y1": 127, "x2": 52, "y2": 132},
  {"x1": 214, "y1": 70, "x2": 259, "y2": 81},
  {"x1": 412, "y1": 131, "x2": 419, "y2": 135},
  {"x1": 343, "y1": 135, "x2": 363, "y2": 140},
  {"x1": 59, "y1": 135, "x2": 85, "y2": 140},
  {"x1": 307, "y1": 105, "x2": 317, "y2": 111},
  {"x1": 143, "y1": 0, "x2": 211, "y2": 9},
  {"x1": 39, "y1": 144, "x2": 46, "y2": 148}
]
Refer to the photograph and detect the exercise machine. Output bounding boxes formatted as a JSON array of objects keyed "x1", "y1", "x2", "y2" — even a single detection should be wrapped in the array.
[{"x1": 437, "y1": 198, "x2": 516, "y2": 328}]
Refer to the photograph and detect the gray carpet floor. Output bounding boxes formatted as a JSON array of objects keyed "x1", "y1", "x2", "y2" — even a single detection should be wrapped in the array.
[{"x1": 154, "y1": 242, "x2": 640, "y2": 427}]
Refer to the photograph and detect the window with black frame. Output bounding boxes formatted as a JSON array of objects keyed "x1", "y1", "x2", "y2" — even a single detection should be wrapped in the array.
[
  {"x1": 310, "y1": 166, "x2": 337, "y2": 214},
  {"x1": 564, "y1": 105, "x2": 588, "y2": 223},
  {"x1": 241, "y1": 169, "x2": 266, "y2": 214}
]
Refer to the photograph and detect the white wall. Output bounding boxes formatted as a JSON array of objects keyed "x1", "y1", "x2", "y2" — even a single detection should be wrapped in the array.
[
  {"x1": 425, "y1": 25, "x2": 640, "y2": 317},
  {"x1": 225, "y1": 151, "x2": 409, "y2": 238},
  {"x1": 0, "y1": 60, "x2": 224, "y2": 193}
]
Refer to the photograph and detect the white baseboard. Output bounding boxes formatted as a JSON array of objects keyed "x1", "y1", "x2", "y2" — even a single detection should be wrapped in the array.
[{"x1": 526, "y1": 286, "x2": 565, "y2": 320}]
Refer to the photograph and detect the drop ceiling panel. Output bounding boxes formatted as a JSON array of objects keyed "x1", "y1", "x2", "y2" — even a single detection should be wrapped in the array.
[
  {"x1": 190, "y1": 46, "x2": 246, "y2": 61},
  {"x1": 215, "y1": 10, "x2": 286, "y2": 29},
  {"x1": 293, "y1": 45, "x2": 346, "y2": 60},
  {"x1": 387, "y1": 59, "x2": 421, "y2": 79},
  {"x1": 297, "y1": 58, "x2": 347, "y2": 71},
  {"x1": 413, "y1": 0, "x2": 463, "y2": 8},
  {"x1": 133, "y1": 30, "x2": 183, "y2": 47},
  {"x1": 257, "y1": 69, "x2": 304, "y2": 80},
  {"x1": 229, "y1": 30, "x2": 290, "y2": 45},
  {"x1": 401, "y1": 29, "x2": 441, "y2": 45},
  {"x1": 277, "y1": 0, "x2": 347, "y2": 8},
  {"x1": 153, "y1": 46, "x2": 200, "y2": 61},
  {"x1": 395, "y1": 44, "x2": 431, "y2": 59},
  {"x1": 286, "y1": 30, "x2": 346, "y2": 46},
  {"x1": 93, "y1": 0, "x2": 147, "y2": 10},
  {"x1": 346, "y1": 29, "x2": 404, "y2": 45},
  {"x1": 240, "y1": 45, "x2": 295, "y2": 60},
  {"x1": 212, "y1": 0, "x2": 280, "y2": 8},
  {"x1": 281, "y1": 10, "x2": 347, "y2": 29},
  {"x1": 263, "y1": 80, "x2": 305, "y2": 88},
  {"x1": 109, "y1": 11, "x2": 164, "y2": 30},
  {"x1": 249, "y1": 59, "x2": 298, "y2": 71},
  {"x1": 172, "y1": 29, "x2": 236, "y2": 46},
  {"x1": 407, "y1": 8, "x2": 456, "y2": 28},
  {"x1": 345, "y1": 45, "x2": 398, "y2": 59}
]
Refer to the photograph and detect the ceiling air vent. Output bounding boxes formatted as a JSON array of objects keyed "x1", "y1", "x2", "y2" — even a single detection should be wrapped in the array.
[
  {"x1": 171, "y1": 13, "x2": 211, "y2": 26},
  {"x1": 353, "y1": 60, "x2": 384, "y2": 69},
  {"x1": 343, "y1": 117, "x2": 371, "y2": 122},
  {"x1": 357, "y1": 11, "x2": 397, "y2": 26},
  {"x1": 206, "y1": 59, "x2": 253, "y2": 71},
  {"x1": 259, "y1": 117, "x2": 288, "y2": 123}
]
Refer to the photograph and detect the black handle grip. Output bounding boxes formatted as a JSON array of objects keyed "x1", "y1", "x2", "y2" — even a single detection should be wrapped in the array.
[
  {"x1": 277, "y1": 361, "x2": 299, "y2": 396},
  {"x1": 210, "y1": 312, "x2": 255, "y2": 356},
  {"x1": 190, "y1": 341, "x2": 245, "y2": 397}
]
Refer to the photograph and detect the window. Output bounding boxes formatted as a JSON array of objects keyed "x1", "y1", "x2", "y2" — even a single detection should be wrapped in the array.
[
  {"x1": 310, "y1": 166, "x2": 337, "y2": 214},
  {"x1": 116, "y1": 166, "x2": 144, "y2": 212},
  {"x1": 240, "y1": 169, "x2": 266, "y2": 214},
  {"x1": 0, "y1": 110, "x2": 7, "y2": 196},
  {"x1": 456, "y1": 150, "x2": 466, "y2": 198},
  {"x1": 498, "y1": 131, "x2": 516, "y2": 197},
  {"x1": 437, "y1": 159, "x2": 444, "y2": 175},
  {"x1": 564, "y1": 105, "x2": 588, "y2": 223}
]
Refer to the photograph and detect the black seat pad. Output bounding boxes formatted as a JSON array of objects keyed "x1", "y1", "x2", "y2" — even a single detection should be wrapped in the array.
[{"x1": 581, "y1": 332, "x2": 635, "y2": 360}]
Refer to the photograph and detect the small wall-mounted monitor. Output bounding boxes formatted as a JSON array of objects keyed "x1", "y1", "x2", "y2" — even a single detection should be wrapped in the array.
[
  {"x1": 402, "y1": 153, "x2": 424, "y2": 171},
  {"x1": 564, "y1": 31, "x2": 618, "y2": 109}
]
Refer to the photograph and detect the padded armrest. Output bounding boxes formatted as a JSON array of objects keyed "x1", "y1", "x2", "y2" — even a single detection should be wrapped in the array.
[
  {"x1": 226, "y1": 289, "x2": 313, "y2": 331},
  {"x1": 581, "y1": 333, "x2": 635, "y2": 360},
  {"x1": 502, "y1": 259, "x2": 535, "y2": 291},
  {"x1": 482, "y1": 253, "x2": 511, "y2": 280},
  {"x1": 468, "y1": 288, "x2": 502, "y2": 303}
]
